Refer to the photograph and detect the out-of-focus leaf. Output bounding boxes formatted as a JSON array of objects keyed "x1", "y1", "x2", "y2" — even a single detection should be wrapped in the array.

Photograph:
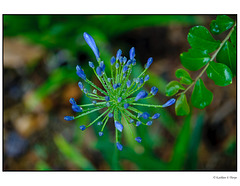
[
  {"x1": 230, "y1": 26, "x2": 236, "y2": 46},
  {"x1": 185, "y1": 112, "x2": 204, "y2": 170},
  {"x1": 180, "y1": 48, "x2": 211, "y2": 71},
  {"x1": 54, "y1": 134, "x2": 95, "y2": 170},
  {"x1": 175, "y1": 94, "x2": 190, "y2": 116},
  {"x1": 165, "y1": 81, "x2": 185, "y2": 97},
  {"x1": 206, "y1": 61, "x2": 233, "y2": 86},
  {"x1": 216, "y1": 41, "x2": 236, "y2": 76},
  {"x1": 191, "y1": 79, "x2": 213, "y2": 109},
  {"x1": 210, "y1": 15, "x2": 234, "y2": 35},
  {"x1": 35, "y1": 160, "x2": 52, "y2": 170},
  {"x1": 175, "y1": 68, "x2": 193, "y2": 85},
  {"x1": 187, "y1": 26, "x2": 221, "y2": 53},
  {"x1": 168, "y1": 114, "x2": 191, "y2": 170}
]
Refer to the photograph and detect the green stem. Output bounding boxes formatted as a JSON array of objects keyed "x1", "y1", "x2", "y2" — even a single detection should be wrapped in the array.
[{"x1": 177, "y1": 22, "x2": 236, "y2": 96}]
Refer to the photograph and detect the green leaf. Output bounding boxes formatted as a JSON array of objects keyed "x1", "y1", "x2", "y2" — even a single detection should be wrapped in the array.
[
  {"x1": 165, "y1": 81, "x2": 185, "y2": 97},
  {"x1": 216, "y1": 41, "x2": 236, "y2": 76},
  {"x1": 187, "y1": 26, "x2": 221, "y2": 53},
  {"x1": 230, "y1": 26, "x2": 236, "y2": 46},
  {"x1": 169, "y1": 114, "x2": 191, "y2": 170},
  {"x1": 175, "y1": 94, "x2": 190, "y2": 116},
  {"x1": 175, "y1": 69, "x2": 193, "y2": 85},
  {"x1": 180, "y1": 48, "x2": 211, "y2": 71},
  {"x1": 191, "y1": 79, "x2": 213, "y2": 109},
  {"x1": 210, "y1": 15, "x2": 235, "y2": 35},
  {"x1": 206, "y1": 61, "x2": 233, "y2": 86}
]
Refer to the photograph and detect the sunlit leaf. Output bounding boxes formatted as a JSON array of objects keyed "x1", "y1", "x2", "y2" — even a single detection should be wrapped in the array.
[
  {"x1": 210, "y1": 15, "x2": 235, "y2": 35},
  {"x1": 165, "y1": 81, "x2": 185, "y2": 97}
]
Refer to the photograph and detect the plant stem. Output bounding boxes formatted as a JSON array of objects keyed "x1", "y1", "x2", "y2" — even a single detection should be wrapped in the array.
[{"x1": 177, "y1": 22, "x2": 236, "y2": 96}]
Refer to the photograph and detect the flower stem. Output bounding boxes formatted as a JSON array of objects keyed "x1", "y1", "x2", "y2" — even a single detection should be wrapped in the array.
[{"x1": 177, "y1": 22, "x2": 236, "y2": 96}]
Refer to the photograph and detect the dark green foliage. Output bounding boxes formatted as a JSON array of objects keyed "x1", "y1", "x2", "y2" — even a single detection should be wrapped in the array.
[{"x1": 166, "y1": 15, "x2": 236, "y2": 116}]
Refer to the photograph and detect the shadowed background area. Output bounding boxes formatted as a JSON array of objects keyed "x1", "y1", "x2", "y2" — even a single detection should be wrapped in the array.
[{"x1": 3, "y1": 15, "x2": 236, "y2": 170}]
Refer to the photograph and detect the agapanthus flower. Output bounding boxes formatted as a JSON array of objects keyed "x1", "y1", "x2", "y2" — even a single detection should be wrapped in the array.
[{"x1": 64, "y1": 32, "x2": 175, "y2": 151}]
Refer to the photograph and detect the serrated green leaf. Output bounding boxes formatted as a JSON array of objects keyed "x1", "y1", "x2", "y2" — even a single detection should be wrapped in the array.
[
  {"x1": 210, "y1": 15, "x2": 234, "y2": 35},
  {"x1": 187, "y1": 26, "x2": 221, "y2": 53},
  {"x1": 216, "y1": 41, "x2": 236, "y2": 76},
  {"x1": 206, "y1": 61, "x2": 233, "y2": 86},
  {"x1": 165, "y1": 81, "x2": 185, "y2": 97},
  {"x1": 175, "y1": 94, "x2": 190, "y2": 116},
  {"x1": 191, "y1": 79, "x2": 213, "y2": 109},
  {"x1": 230, "y1": 26, "x2": 236, "y2": 46},
  {"x1": 175, "y1": 68, "x2": 193, "y2": 85},
  {"x1": 180, "y1": 48, "x2": 211, "y2": 71}
]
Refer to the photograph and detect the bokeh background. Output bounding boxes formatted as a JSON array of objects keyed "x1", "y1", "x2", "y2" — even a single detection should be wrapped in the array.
[{"x1": 3, "y1": 15, "x2": 236, "y2": 171}]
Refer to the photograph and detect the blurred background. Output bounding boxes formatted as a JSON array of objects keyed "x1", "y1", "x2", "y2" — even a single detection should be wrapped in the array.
[{"x1": 3, "y1": 15, "x2": 236, "y2": 171}]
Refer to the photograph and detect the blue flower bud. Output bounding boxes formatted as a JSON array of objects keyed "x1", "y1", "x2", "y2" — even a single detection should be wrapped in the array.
[
  {"x1": 136, "y1": 121, "x2": 142, "y2": 126},
  {"x1": 93, "y1": 89, "x2": 97, "y2": 94},
  {"x1": 123, "y1": 65, "x2": 128, "y2": 73},
  {"x1": 64, "y1": 116, "x2": 74, "y2": 121},
  {"x1": 108, "y1": 112, "x2": 113, "y2": 118},
  {"x1": 162, "y1": 98, "x2": 176, "y2": 107},
  {"x1": 135, "y1": 137, "x2": 142, "y2": 143},
  {"x1": 139, "y1": 78, "x2": 144, "y2": 85},
  {"x1": 72, "y1": 104, "x2": 82, "y2": 112},
  {"x1": 144, "y1": 75, "x2": 149, "y2": 82},
  {"x1": 127, "y1": 80, "x2": 131, "y2": 88},
  {"x1": 78, "y1": 82, "x2": 84, "y2": 90},
  {"x1": 89, "y1": 61, "x2": 94, "y2": 68},
  {"x1": 115, "y1": 121, "x2": 123, "y2": 132},
  {"x1": 79, "y1": 125, "x2": 86, "y2": 131},
  {"x1": 132, "y1": 59, "x2": 136, "y2": 65},
  {"x1": 142, "y1": 112, "x2": 150, "y2": 119},
  {"x1": 69, "y1": 98, "x2": 76, "y2": 105},
  {"x1": 116, "y1": 142, "x2": 123, "y2": 151},
  {"x1": 135, "y1": 90, "x2": 148, "y2": 101},
  {"x1": 97, "y1": 121, "x2": 103, "y2": 125},
  {"x1": 129, "y1": 47, "x2": 135, "y2": 60},
  {"x1": 99, "y1": 132, "x2": 103, "y2": 136},
  {"x1": 150, "y1": 86, "x2": 158, "y2": 95},
  {"x1": 108, "y1": 78, "x2": 111, "y2": 82},
  {"x1": 119, "y1": 56, "x2": 123, "y2": 64},
  {"x1": 83, "y1": 88, "x2": 88, "y2": 94},
  {"x1": 130, "y1": 119, "x2": 134, "y2": 123},
  {"x1": 113, "y1": 83, "x2": 121, "y2": 90},
  {"x1": 106, "y1": 102, "x2": 110, "y2": 107},
  {"x1": 92, "y1": 100, "x2": 97, "y2": 105},
  {"x1": 100, "y1": 61, "x2": 105, "y2": 72},
  {"x1": 137, "y1": 113, "x2": 142, "y2": 118},
  {"x1": 124, "y1": 103, "x2": 129, "y2": 109},
  {"x1": 146, "y1": 121, "x2": 152, "y2": 126},
  {"x1": 115, "y1": 62, "x2": 119, "y2": 69},
  {"x1": 96, "y1": 66, "x2": 103, "y2": 76},
  {"x1": 83, "y1": 32, "x2": 100, "y2": 60},
  {"x1": 76, "y1": 65, "x2": 86, "y2": 80},
  {"x1": 126, "y1": 60, "x2": 132, "y2": 66},
  {"x1": 136, "y1": 78, "x2": 140, "y2": 83},
  {"x1": 123, "y1": 57, "x2": 127, "y2": 64},
  {"x1": 116, "y1": 49, "x2": 122, "y2": 61},
  {"x1": 118, "y1": 97, "x2": 122, "y2": 102},
  {"x1": 145, "y1": 57, "x2": 153, "y2": 69},
  {"x1": 103, "y1": 96, "x2": 109, "y2": 102},
  {"x1": 152, "y1": 113, "x2": 160, "y2": 119},
  {"x1": 110, "y1": 56, "x2": 116, "y2": 65}
]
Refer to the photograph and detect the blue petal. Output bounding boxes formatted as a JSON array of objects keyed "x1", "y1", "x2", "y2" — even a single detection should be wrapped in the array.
[
  {"x1": 135, "y1": 137, "x2": 142, "y2": 143},
  {"x1": 162, "y1": 98, "x2": 176, "y2": 107},
  {"x1": 123, "y1": 57, "x2": 127, "y2": 64},
  {"x1": 152, "y1": 113, "x2": 160, "y2": 119},
  {"x1": 89, "y1": 61, "x2": 94, "y2": 68},
  {"x1": 72, "y1": 104, "x2": 82, "y2": 112},
  {"x1": 127, "y1": 80, "x2": 131, "y2": 88},
  {"x1": 115, "y1": 121, "x2": 123, "y2": 132},
  {"x1": 135, "y1": 90, "x2": 148, "y2": 101},
  {"x1": 129, "y1": 119, "x2": 134, "y2": 123},
  {"x1": 99, "y1": 132, "x2": 103, "y2": 136},
  {"x1": 64, "y1": 116, "x2": 74, "y2": 121},
  {"x1": 79, "y1": 125, "x2": 86, "y2": 131},
  {"x1": 83, "y1": 32, "x2": 100, "y2": 60},
  {"x1": 146, "y1": 121, "x2": 153, "y2": 126},
  {"x1": 100, "y1": 61, "x2": 105, "y2": 72},
  {"x1": 150, "y1": 86, "x2": 158, "y2": 95},
  {"x1": 123, "y1": 65, "x2": 128, "y2": 73},
  {"x1": 76, "y1": 65, "x2": 86, "y2": 80},
  {"x1": 136, "y1": 121, "x2": 142, "y2": 126},
  {"x1": 118, "y1": 97, "x2": 122, "y2": 102},
  {"x1": 129, "y1": 47, "x2": 135, "y2": 60},
  {"x1": 116, "y1": 49, "x2": 122, "y2": 61},
  {"x1": 144, "y1": 75, "x2": 149, "y2": 82},
  {"x1": 142, "y1": 112, "x2": 150, "y2": 119},
  {"x1": 110, "y1": 56, "x2": 116, "y2": 65},
  {"x1": 116, "y1": 142, "x2": 123, "y2": 151},
  {"x1": 96, "y1": 66, "x2": 103, "y2": 76},
  {"x1": 105, "y1": 96, "x2": 110, "y2": 102},
  {"x1": 145, "y1": 57, "x2": 153, "y2": 69},
  {"x1": 124, "y1": 103, "x2": 129, "y2": 109},
  {"x1": 69, "y1": 98, "x2": 76, "y2": 105},
  {"x1": 78, "y1": 82, "x2": 84, "y2": 90},
  {"x1": 108, "y1": 113, "x2": 113, "y2": 118}
]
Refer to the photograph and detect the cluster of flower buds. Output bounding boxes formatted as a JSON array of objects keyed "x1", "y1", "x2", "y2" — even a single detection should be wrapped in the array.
[{"x1": 65, "y1": 32, "x2": 175, "y2": 151}]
